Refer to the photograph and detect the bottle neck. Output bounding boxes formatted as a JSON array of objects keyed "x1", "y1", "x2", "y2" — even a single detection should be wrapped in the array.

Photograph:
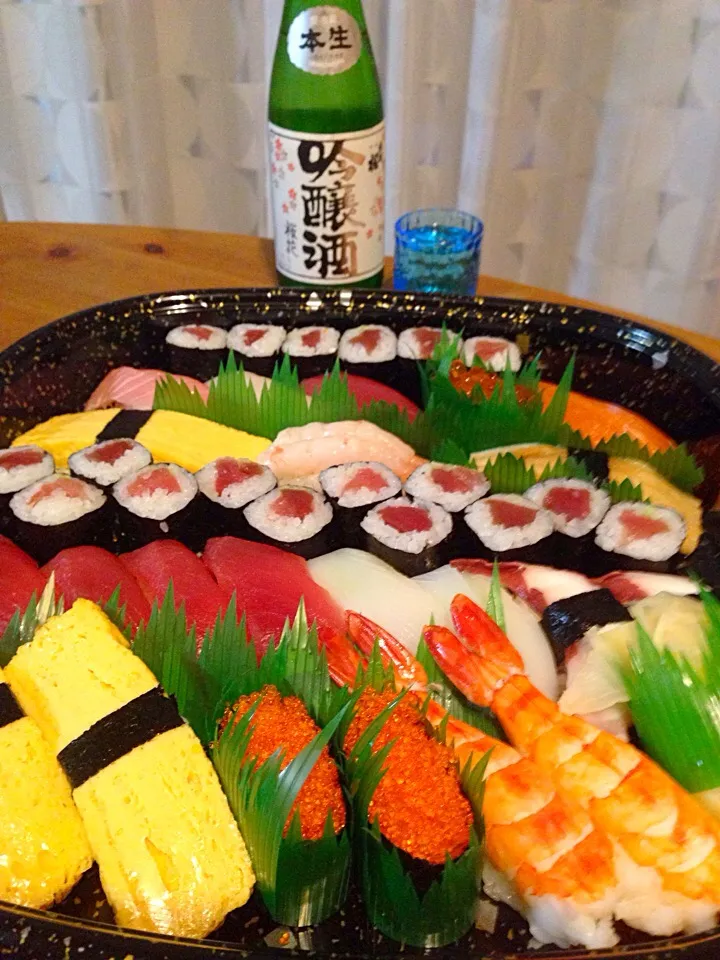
[{"x1": 279, "y1": 0, "x2": 370, "y2": 30}]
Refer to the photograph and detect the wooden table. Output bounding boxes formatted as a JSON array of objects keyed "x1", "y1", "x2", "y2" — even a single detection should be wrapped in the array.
[{"x1": 1, "y1": 222, "x2": 719, "y2": 362}]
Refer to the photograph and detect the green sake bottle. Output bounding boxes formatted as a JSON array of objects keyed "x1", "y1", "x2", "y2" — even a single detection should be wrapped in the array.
[{"x1": 268, "y1": 0, "x2": 385, "y2": 288}]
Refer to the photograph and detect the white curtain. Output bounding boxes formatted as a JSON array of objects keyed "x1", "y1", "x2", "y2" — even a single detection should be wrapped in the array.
[{"x1": 1, "y1": 0, "x2": 719, "y2": 334}]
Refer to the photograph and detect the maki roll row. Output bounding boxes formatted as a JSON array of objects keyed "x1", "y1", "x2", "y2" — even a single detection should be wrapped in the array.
[{"x1": 3, "y1": 599, "x2": 254, "y2": 937}]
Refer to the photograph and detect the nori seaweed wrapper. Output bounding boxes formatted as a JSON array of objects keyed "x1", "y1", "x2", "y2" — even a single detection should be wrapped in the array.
[
  {"x1": 110, "y1": 496, "x2": 206, "y2": 554},
  {"x1": 167, "y1": 344, "x2": 229, "y2": 384},
  {"x1": 679, "y1": 510, "x2": 720, "y2": 595},
  {"x1": 6, "y1": 499, "x2": 114, "y2": 564},
  {"x1": 541, "y1": 587, "x2": 633, "y2": 663},
  {"x1": 567, "y1": 446, "x2": 610, "y2": 482}
]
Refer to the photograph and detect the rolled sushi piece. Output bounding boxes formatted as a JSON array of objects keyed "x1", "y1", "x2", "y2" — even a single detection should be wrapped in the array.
[
  {"x1": 243, "y1": 485, "x2": 334, "y2": 559},
  {"x1": 113, "y1": 462, "x2": 202, "y2": 552},
  {"x1": 165, "y1": 323, "x2": 228, "y2": 381},
  {"x1": 227, "y1": 323, "x2": 287, "y2": 377},
  {"x1": 360, "y1": 495, "x2": 453, "y2": 577},
  {"x1": 464, "y1": 494, "x2": 554, "y2": 560},
  {"x1": 540, "y1": 587, "x2": 633, "y2": 665},
  {"x1": 4, "y1": 599, "x2": 255, "y2": 938},
  {"x1": 0, "y1": 664, "x2": 92, "y2": 910},
  {"x1": 462, "y1": 335, "x2": 521, "y2": 371},
  {"x1": 196, "y1": 456, "x2": 277, "y2": 539},
  {"x1": 8, "y1": 475, "x2": 108, "y2": 563},
  {"x1": 68, "y1": 438, "x2": 152, "y2": 490},
  {"x1": 0, "y1": 445, "x2": 54, "y2": 511},
  {"x1": 320, "y1": 461, "x2": 402, "y2": 545},
  {"x1": 398, "y1": 326, "x2": 459, "y2": 361},
  {"x1": 12, "y1": 408, "x2": 271, "y2": 473},
  {"x1": 595, "y1": 501, "x2": 686, "y2": 566},
  {"x1": 338, "y1": 325, "x2": 397, "y2": 380},
  {"x1": 525, "y1": 478, "x2": 610, "y2": 538},
  {"x1": 405, "y1": 462, "x2": 490, "y2": 513},
  {"x1": 282, "y1": 325, "x2": 340, "y2": 378}
]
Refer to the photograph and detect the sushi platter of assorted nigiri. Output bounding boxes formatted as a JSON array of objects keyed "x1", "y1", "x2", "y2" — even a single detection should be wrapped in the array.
[{"x1": 2, "y1": 288, "x2": 720, "y2": 960}]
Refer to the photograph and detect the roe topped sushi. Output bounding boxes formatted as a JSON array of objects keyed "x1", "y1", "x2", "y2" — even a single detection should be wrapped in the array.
[
  {"x1": 342, "y1": 687, "x2": 472, "y2": 864},
  {"x1": 221, "y1": 685, "x2": 346, "y2": 840}
]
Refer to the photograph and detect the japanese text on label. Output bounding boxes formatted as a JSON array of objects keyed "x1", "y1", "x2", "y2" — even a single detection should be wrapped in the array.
[{"x1": 287, "y1": 5, "x2": 362, "y2": 75}]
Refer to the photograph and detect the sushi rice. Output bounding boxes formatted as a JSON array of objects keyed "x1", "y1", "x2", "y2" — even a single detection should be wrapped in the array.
[
  {"x1": 244, "y1": 486, "x2": 333, "y2": 543},
  {"x1": 397, "y1": 327, "x2": 460, "y2": 361},
  {"x1": 595, "y1": 501, "x2": 686, "y2": 561},
  {"x1": 338, "y1": 325, "x2": 397, "y2": 364},
  {"x1": 113, "y1": 463, "x2": 197, "y2": 521},
  {"x1": 0, "y1": 446, "x2": 54, "y2": 495},
  {"x1": 10, "y1": 476, "x2": 105, "y2": 526},
  {"x1": 227, "y1": 324, "x2": 287, "y2": 358},
  {"x1": 405, "y1": 461, "x2": 490, "y2": 513},
  {"x1": 526, "y1": 478, "x2": 610, "y2": 538},
  {"x1": 361, "y1": 495, "x2": 452, "y2": 555},
  {"x1": 282, "y1": 327, "x2": 339, "y2": 357},
  {"x1": 465, "y1": 494, "x2": 554, "y2": 551},
  {"x1": 463, "y1": 336, "x2": 521, "y2": 372},
  {"x1": 165, "y1": 325, "x2": 228, "y2": 350},
  {"x1": 320, "y1": 461, "x2": 402, "y2": 509},
  {"x1": 68, "y1": 439, "x2": 152, "y2": 489},
  {"x1": 196, "y1": 457, "x2": 277, "y2": 508}
]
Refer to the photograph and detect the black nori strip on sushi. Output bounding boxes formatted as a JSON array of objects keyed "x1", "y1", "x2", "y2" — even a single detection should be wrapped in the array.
[
  {"x1": 96, "y1": 410, "x2": 153, "y2": 442},
  {"x1": 57, "y1": 687, "x2": 184, "y2": 790},
  {"x1": 567, "y1": 447, "x2": 610, "y2": 482},
  {"x1": 281, "y1": 326, "x2": 340, "y2": 380},
  {"x1": 166, "y1": 325, "x2": 228, "y2": 382},
  {"x1": 0, "y1": 683, "x2": 24, "y2": 728},
  {"x1": 111, "y1": 463, "x2": 205, "y2": 553},
  {"x1": 360, "y1": 497, "x2": 453, "y2": 578},
  {"x1": 680, "y1": 510, "x2": 720, "y2": 595},
  {"x1": 243, "y1": 486, "x2": 337, "y2": 561},
  {"x1": 541, "y1": 588, "x2": 633, "y2": 664}
]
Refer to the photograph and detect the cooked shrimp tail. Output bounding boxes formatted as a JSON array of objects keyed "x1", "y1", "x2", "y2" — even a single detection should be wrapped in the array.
[
  {"x1": 316, "y1": 624, "x2": 364, "y2": 687},
  {"x1": 346, "y1": 610, "x2": 428, "y2": 688}
]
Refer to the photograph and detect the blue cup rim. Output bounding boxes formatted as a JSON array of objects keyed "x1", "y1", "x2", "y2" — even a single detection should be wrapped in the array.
[{"x1": 395, "y1": 207, "x2": 484, "y2": 242}]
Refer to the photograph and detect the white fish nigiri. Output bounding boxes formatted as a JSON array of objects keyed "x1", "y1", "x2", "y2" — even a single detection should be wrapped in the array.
[
  {"x1": 416, "y1": 565, "x2": 559, "y2": 700},
  {"x1": 308, "y1": 548, "x2": 435, "y2": 652}
]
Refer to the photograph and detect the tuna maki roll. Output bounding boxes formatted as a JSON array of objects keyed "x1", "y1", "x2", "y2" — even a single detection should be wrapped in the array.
[
  {"x1": 462, "y1": 336, "x2": 521, "y2": 372},
  {"x1": 398, "y1": 327, "x2": 459, "y2": 361},
  {"x1": 405, "y1": 462, "x2": 489, "y2": 513},
  {"x1": 282, "y1": 326, "x2": 340, "y2": 378},
  {"x1": 320, "y1": 461, "x2": 402, "y2": 547},
  {"x1": 227, "y1": 323, "x2": 286, "y2": 377},
  {"x1": 525, "y1": 478, "x2": 610, "y2": 538},
  {"x1": 244, "y1": 486, "x2": 334, "y2": 559},
  {"x1": 68, "y1": 439, "x2": 152, "y2": 490},
  {"x1": 361, "y1": 495, "x2": 452, "y2": 577},
  {"x1": 0, "y1": 446, "x2": 54, "y2": 523},
  {"x1": 339, "y1": 325, "x2": 397, "y2": 369},
  {"x1": 8, "y1": 475, "x2": 108, "y2": 563},
  {"x1": 113, "y1": 462, "x2": 201, "y2": 551},
  {"x1": 166, "y1": 324, "x2": 228, "y2": 380},
  {"x1": 464, "y1": 494, "x2": 554, "y2": 559},
  {"x1": 196, "y1": 457, "x2": 277, "y2": 539},
  {"x1": 595, "y1": 501, "x2": 686, "y2": 563}
]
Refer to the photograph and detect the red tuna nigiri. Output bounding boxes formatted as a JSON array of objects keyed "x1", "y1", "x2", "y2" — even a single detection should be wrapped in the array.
[
  {"x1": 42, "y1": 546, "x2": 150, "y2": 630},
  {"x1": 302, "y1": 372, "x2": 420, "y2": 421},
  {"x1": 120, "y1": 540, "x2": 229, "y2": 641},
  {"x1": 202, "y1": 537, "x2": 345, "y2": 656},
  {"x1": 85, "y1": 367, "x2": 209, "y2": 411},
  {"x1": 0, "y1": 535, "x2": 47, "y2": 633}
]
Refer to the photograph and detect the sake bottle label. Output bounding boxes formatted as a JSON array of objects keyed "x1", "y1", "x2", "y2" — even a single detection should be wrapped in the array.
[
  {"x1": 287, "y1": 5, "x2": 362, "y2": 76},
  {"x1": 269, "y1": 121, "x2": 385, "y2": 285}
]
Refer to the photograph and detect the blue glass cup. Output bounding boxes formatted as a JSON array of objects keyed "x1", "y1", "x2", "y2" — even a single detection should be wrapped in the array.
[{"x1": 393, "y1": 208, "x2": 484, "y2": 296}]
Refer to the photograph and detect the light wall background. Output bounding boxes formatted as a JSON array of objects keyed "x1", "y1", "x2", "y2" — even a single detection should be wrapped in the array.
[{"x1": 1, "y1": 0, "x2": 719, "y2": 334}]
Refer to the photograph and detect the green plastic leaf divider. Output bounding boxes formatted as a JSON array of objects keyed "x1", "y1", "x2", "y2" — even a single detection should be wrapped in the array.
[
  {"x1": 213, "y1": 698, "x2": 352, "y2": 926},
  {"x1": 486, "y1": 561, "x2": 506, "y2": 632},
  {"x1": 481, "y1": 451, "x2": 593, "y2": 495},
  {"x1": 622, "y1": 622, "x2": 720, "y2": 794},
  {"x1": 0, "y1": 576, "x2": 60, "y2": 667},
  {"x1": 340, "y1": 691, "x2": 480, "y2": 948},
  {"x1": 131, "y1": 586, "x2": 354, "y2": 925},
  {"x1": 604, "y1": 477, "x2": 649, "y2": 504}
]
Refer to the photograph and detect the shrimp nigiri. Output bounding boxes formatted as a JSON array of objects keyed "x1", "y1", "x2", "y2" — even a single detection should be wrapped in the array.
[
  {"x1": 257, "y1": 420, "x2": 425, "y2": 485},
  {"x1": 322, "y1": 617, "x2": 621, "y2": 949},
  {"x1": 426, "y1": 595, "x2": 720, "y2": 936}
]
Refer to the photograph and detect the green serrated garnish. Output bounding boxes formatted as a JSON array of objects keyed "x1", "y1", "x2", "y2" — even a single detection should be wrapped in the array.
[
  {"x1": 0, "y1": 577, "x2": 60, "y2": 667},
  {"x1": 604, "y1": 477, "x2": 649, "y2": 504},
  {"x1": 482, "y1": 451, "x2": 592, "y2": 495},
  {"x1": 341, "y1": 691, "x2": 480, "y2": 947},
  {"x1": 213, "y1": 697, "x2": 352, "y2": 926},
  {"x1": 486, "y1": 561, "x2": 506, "y2": 632}
]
